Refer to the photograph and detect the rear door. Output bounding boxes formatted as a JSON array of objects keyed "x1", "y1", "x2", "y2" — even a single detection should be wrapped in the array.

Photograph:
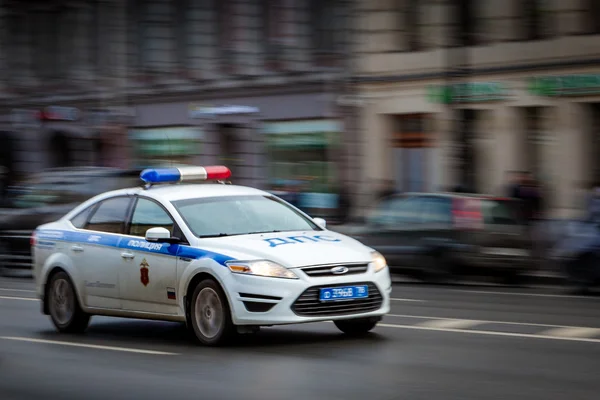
[
  {"x1": 417, "y1": 196, "x2": 454, "y2": 268},
  {"x1": 478, "y1": 198, "x2": 529, "y2": 255},
  {"x1": 77, "y1": 195, "x2": 134, "y2": 309}
]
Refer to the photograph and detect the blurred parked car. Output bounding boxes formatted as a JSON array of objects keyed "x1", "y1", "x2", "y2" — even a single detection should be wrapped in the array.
[
  {"x1": 349, "y1": 192, "x2": 533, "y2": 283},
  {"x1": 0, "y1": 167, "x2": 140, "y2": 274},
  {"x1": 550, "y1": 219, "x2": 600, "y2": 293}
]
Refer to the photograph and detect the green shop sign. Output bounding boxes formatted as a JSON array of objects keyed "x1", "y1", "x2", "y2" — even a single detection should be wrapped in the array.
[
  {"x1": 267, "y1": 132, "x2": 336, "y2": 149},
  {"x1": 136, "y1": 139, "x2": 199, "y2": 156},
  {"x1": 427, "y1": 82, "x2": 509, "y2": 104},
  {"x1": 528, "y1": 74, "x2": 600, "y2": 97}
]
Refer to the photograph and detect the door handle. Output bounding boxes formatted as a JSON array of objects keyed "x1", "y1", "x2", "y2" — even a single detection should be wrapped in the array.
[
  {"x1": 71, "y1": 245, "x2": 84, "y2": 252},
  {"x1": 121, "y1": 252, "x2": 135, "y2": 260}
]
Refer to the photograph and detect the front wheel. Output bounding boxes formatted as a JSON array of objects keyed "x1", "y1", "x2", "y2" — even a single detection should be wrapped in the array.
[
  {"x1": 189, "y1": 279, "x2": 235, "y2": 346},
  {"x1": 334, "y1": 317, "x2": 380, "y2": 336},
  {"x1": 47, "y1": 271, "x2": 90, "y2": 333}
]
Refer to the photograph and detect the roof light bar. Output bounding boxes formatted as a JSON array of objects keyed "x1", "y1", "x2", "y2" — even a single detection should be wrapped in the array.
[{"x1": 140, "y1": 166, "x2": 231, "y2": 184}]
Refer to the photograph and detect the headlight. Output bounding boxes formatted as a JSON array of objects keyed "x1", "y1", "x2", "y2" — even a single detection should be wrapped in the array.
[
  {"x1": 371, "y1": 251, "x2": 387, "y2": 273},
  {"x1": 226, "y1": 260, "x2": 298, "y2": 279}
]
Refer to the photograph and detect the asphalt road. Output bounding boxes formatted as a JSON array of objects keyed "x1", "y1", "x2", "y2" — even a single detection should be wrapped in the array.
[{"x1": 1, "y1": 278, "x2": 600, "y2": 400}]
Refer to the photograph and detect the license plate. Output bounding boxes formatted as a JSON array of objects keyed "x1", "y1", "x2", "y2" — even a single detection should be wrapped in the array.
[{"x1": 319, "y1": 285, "x2": 369, "y2": 301}]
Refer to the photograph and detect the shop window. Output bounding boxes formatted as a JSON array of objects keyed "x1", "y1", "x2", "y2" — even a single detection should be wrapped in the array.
[
  {"x1": 264, "y1": 120, "x2": 341, "y2": 217},
  {"x1": 49, "y1": 131, "x2": 72, "y2": 168},
  {"x1": 455, "y1": 109, "x2": 477, "y2": 192},
  {"x1": 391, "y1": 115, "x2": 433, "y2": 193},
  {"x1": 590, "y1": 104, "x2": 600, "y2": 183}
]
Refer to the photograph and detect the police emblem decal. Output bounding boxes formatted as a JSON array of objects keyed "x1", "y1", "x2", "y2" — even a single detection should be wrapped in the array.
[{"x1": 140, "y1": 258, "x2": 150, "y2": 287}]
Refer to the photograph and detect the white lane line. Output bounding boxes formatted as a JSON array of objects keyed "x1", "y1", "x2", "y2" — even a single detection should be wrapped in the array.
[
  {"x1": 0, "y1": 295, "x2": 37, "y2": 302},
  {"x1": 0, "y1": 288, "x2": 35, "y2": 293},
  {"x1": 538, "y1": 327, "x2": 600, "y2": 338},
  {"x1": 377, "y1": 323, "x2": 600, "y2": 343},
  {"x1": 390, "y1": 298, "x2": 426, "y2": 302},
  {"x1": 450, "y1": 289, "x2": 592, "y2": 299},
  {"x1": 386, "y1": 314, "x2": 597, "y2": 329},
  {"x1": 416, "y1": 319, "x2": 483, "y2": 329},
  {"x1": 0, "y1": 337, "x2": 179, "y2": 355}
]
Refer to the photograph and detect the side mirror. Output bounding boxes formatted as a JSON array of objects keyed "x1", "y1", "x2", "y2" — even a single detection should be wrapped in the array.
[
  {"x1": 145, "y1": 227, "x2": 180, "y2": 244},
  {"x1": 313, "y1": 217, "x2": 327, "y2": 229}
]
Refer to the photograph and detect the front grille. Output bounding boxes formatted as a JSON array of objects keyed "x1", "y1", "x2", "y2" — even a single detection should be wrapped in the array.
[
  {"x1": 300, "y1": 263, "x2": 369, "y2": 277},
  {"x1": 291, "y1": 282, "x2": 383, "y2": 317}
]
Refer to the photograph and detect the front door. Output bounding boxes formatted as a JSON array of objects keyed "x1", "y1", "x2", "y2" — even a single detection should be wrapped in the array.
[
  {"x1": 360, "y1": 195, "x2": 425, "y2": 269},
  {"x1": 119, "y1": 197, "x2": 180, "y2": 315}
]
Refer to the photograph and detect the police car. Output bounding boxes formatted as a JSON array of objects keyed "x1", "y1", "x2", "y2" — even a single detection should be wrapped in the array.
[{"x1": 32, "y1": 166, "x2": 391, "y2": 345}]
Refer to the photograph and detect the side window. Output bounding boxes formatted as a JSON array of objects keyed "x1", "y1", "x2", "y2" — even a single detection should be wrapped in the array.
[
  {"x1": 129, "y1": 198, "x2": 175, "y2": 238},
  {"x1": 84, "y1": 197, "x2": 132, "y2": 234},
  {"x1": 422, "y1": 197, "x2": 452, "y2": 225},
  {"x1": 70, "y1": 206, "x2": 95, "y2": 229},
  {"x1": 388, "y1": 197, "x2": 424, "y2": 224},
  {"x1": 369, "y1": 196, "x2": 423, "y2": 227}
]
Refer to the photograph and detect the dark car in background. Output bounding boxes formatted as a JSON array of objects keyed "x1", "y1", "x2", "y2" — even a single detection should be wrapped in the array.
[
  {"x1": 350, "y1": 193, "x2": 533, "y2": 283},
  {"x1": 0, "y1": 167, "x2": 140, "y2": 274}
]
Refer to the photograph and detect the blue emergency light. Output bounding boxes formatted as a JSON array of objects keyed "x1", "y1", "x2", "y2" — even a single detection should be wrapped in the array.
[{"x1": 140, "y1": 166, "x2": 231, "y2": 184}]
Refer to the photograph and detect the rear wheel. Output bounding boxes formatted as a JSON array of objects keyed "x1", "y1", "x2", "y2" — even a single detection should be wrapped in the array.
[
  {"x1": 47, "y1": 271, "x2": 90, "y2": 333},
  {"x1": 334, "y1": 317, "x2": 380, "y2": 336},
  {"x1": 568, "y1": 254, "x2": 596, "y2": 294},
  {"x1": 189, "y1": 279, "x2": 235, "y2": 346}
]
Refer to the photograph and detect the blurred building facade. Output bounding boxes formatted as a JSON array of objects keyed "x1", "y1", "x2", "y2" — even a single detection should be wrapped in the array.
[
  {"x1": 353, "y1": 0, "x2": 600, "y2": 218},
  {"x1": 0, "y1": 0, "x2": 359, "y2": 218}
]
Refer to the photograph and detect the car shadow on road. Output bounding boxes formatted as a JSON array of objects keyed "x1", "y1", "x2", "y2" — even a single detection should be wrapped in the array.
[{"x1": 34, "y1": 318, "x2": 391, "y2": 354}]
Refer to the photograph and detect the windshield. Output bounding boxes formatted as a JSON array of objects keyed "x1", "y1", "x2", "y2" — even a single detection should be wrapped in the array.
[{"x1": 172, "y1": 195, "x2": 320, "y2": 238}]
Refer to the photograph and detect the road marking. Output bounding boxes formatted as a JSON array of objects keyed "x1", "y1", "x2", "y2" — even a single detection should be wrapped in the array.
[
  {"x1": 386, "y1": 314, "x2": 595, "y2": 329},
  {"x1": 416, "y1": 318, "x2": 483, "y2": 329},
  {"x1": 390, "y1": 298, "x2": 426, "y2": 302},
  {"x1": 0, "y1": 295, "x2": 37, "y2": 301},
  {"x1": 538, "y1": 327, "x2": 600, "y2": 338},
  {"x1": 0, "y1": 288, "x2": 35, "y2": 293},
  {"x1": 0, "y1": 337, "x2": 179, "y2": 355},
  {"x1": 377, "y1": 323, "x2": 600, "y2": 343},
  {"x1": 450, "y1": 289, "x2": 592, "y2": 299}
]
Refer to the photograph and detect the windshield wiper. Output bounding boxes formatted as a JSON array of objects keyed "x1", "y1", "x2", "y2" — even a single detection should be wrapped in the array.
[
  {"x1": 197, "y1": 233, "x2": 231, "y2": 238},
  {"x1": 245, "y1": 230, "x2": 282, "y2": 235}
]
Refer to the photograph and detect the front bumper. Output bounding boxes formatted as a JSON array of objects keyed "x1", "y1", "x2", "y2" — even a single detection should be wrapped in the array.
[{"x1": 223, "y1": 266, "x2": 392, "y2": 326}]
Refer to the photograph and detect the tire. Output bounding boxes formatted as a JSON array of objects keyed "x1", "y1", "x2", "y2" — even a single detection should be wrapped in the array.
[
  {"x1": 334, "y1": 317, "x2": 379, "y2": 336},
  {"x1": 425, "y1": 253, "x2": 454, "y2": 284},
  {"x1": 502, "y1": 270, "x2": 521, "y2": 286},
  {"x1": 189, "y1": 279, "x2": 235, "y2": 346},
  {"x1": 47, "y1": 271, "x2": 90, "y2": 333},
  {"x1": 567, "y1": 254, "x2": 595, "y2": 294}
]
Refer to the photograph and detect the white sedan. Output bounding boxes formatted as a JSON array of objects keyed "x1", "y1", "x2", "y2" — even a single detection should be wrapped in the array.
[{"x1": 32, "y1": 166, "x2": 392, "y2": 345}]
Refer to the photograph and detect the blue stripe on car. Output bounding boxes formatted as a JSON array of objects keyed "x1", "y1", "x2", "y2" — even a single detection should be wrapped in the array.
[{"x1": 35, "y1": 229, "x2": 234, "y2": 266}]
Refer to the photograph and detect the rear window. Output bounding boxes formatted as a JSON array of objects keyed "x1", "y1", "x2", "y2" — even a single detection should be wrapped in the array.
[
  {"x1": 481, "y1": 199, "x2": 519, "y2": 225},
  {"x1": 453, "y1": 197, "x2": 519, "y2": 228}
]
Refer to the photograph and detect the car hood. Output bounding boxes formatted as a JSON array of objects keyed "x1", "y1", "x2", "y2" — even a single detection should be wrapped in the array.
[{"x1": 194, "y1": 230, "x2": 374, "y2": 268}]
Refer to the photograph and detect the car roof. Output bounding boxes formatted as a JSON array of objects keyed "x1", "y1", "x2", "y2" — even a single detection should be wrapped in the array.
[
  {"x1": 401, "y1": 192, "x2": 513, "y2": 201},
  {"x1": 105, "y1": 183, "x2": 270, "y2": 203}
]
